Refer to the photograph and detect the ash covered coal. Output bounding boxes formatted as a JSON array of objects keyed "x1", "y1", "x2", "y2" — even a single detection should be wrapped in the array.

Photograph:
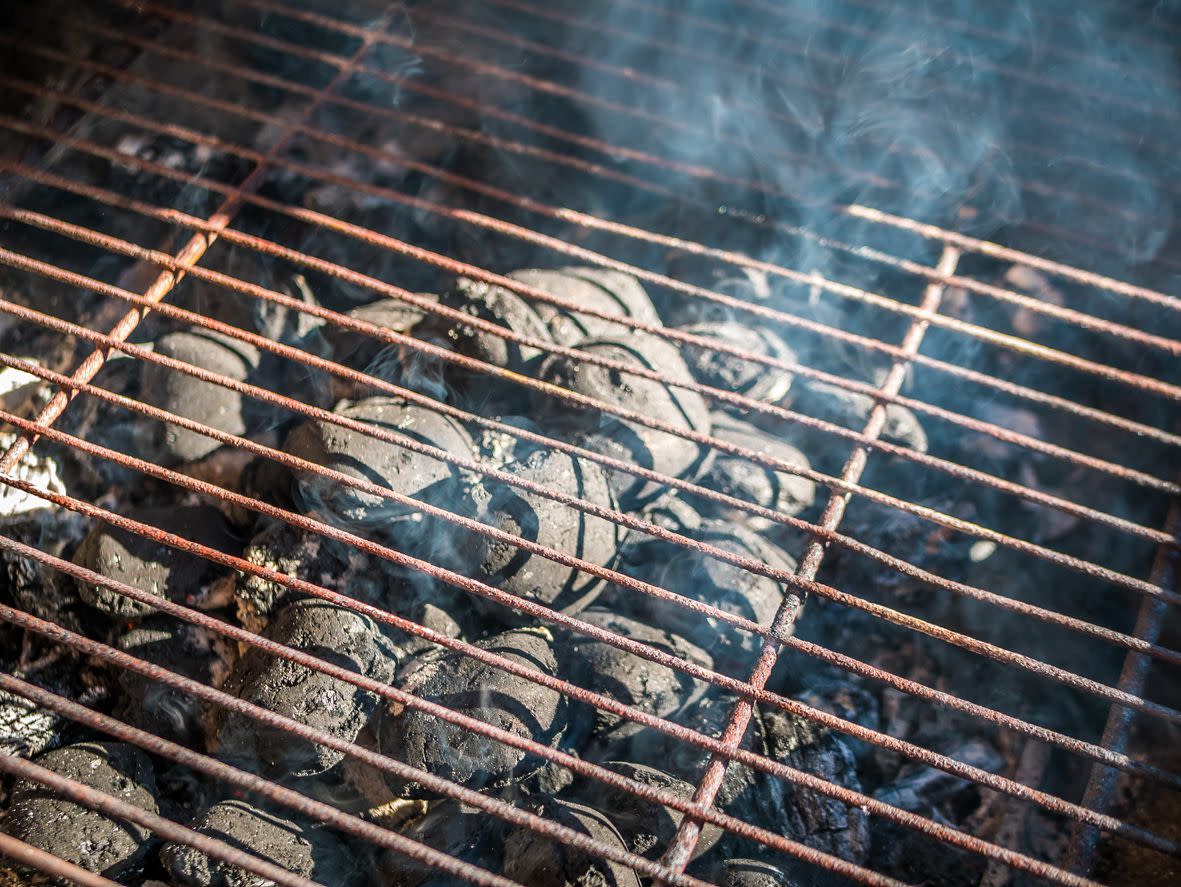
[
  {"x1": 2, "y1": 742, "x2": 158, "y2": 882},
  {"x1": 215, "y1": 598, "x2": 400, "y2": 778},
  {"x1": 536, "y1": 333, "x2": 712, "y2": 510},
  {"x1": 503, "y1": 798, "x2": 641, "y2": 887},
  {"x1": 138, "y1": 329, "x2": 263, "y2": 466},
  {"x1": 161, "y1": 798, "x2": 361, "y2": 887},
  {"x1": 472, "y1": 448, "x2": 622, "y2": 616},
  {"x1": 378, "y1": 627, "x2": 566, "y2": 796},
  {"x1": 72, "y1": 504, "x2": 241, "y2": 619}
]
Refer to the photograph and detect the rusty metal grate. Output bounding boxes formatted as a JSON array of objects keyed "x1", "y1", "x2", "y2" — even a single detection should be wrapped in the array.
[{"x1": 0, "y1": 0, "x2": 1178, "y2": 885}]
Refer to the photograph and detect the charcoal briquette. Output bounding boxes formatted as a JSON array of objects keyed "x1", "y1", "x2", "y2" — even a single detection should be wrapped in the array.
[
  {"x1": 574, "y1": 761, "x2": 721, "y2": 859},
  {"x1": 284, "y1": 397, "x2": 477, "y2": 559},
  {"x1": 699, "y1": 413, "x2": 816, "y2": 529},
  {"x1": 624, "y1": 521, "x2": 794, "y2": 667},
  {"x1": 505, "y1": 266, "x2": 661, "y2": 346},
  {"x1": 138, "y1": 329, "x2": 262, "y2": 464},
  {"x1": 697, "y1": 858, "x2": 790, "y2": 887},
  {"x1": 323, "y1": 295, "x2": 437, "y2": 370},
  {"x1": 440, "y1": 276, "x2": 554, "y2": 370},
  {"x1": 537, "y1": 335, "x2": 711, "y2": 510},
  {"x1": 379, "y1": 627, "x2": 566, "y2": 796},
  {"x1": 73, "y1": 504, "x2": 241, "y2": 619},
  {"x1": 609, "y1": 692, "x2": 758, "y2": 812},
  {"x1": 502, "y1": 798, "x2": 640, "y2": 887},
  {"x1": 557, "y1": 609, "x2": 710, "y2": 748},
  {"x1": 162, "y1": 798, "x2": 358, "y2": 887},
  {"x1": 377, "y1": 800, "x2": 505, "y2": 887},
  {"x1": 791, "y1": 378, "x2": 927, "y2": 452},
  {"x1": 677, "y1": 320, "x2": 794, "y2": 403},
  {"x1": 215, "y1": 599, "x2": 400, "y2": 777},
  {"x1": 1, "y1": 742, "x2": 158, "y2": 881},
  {"x1": 473, "y1": 448, "x2": 621, "y2": 616},
  {"x1": 116, "y1": 617, "x2": 233, "y2": 745}
]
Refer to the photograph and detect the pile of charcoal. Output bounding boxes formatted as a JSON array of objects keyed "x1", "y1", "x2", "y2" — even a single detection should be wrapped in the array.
[{"x1": 0, "y1": 261, "x2": 1003, "y2": 887}]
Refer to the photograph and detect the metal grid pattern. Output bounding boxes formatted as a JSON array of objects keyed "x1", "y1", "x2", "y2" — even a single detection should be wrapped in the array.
[{"x1": 0, "y1": 1, "x2": 1177, "y2": 884}]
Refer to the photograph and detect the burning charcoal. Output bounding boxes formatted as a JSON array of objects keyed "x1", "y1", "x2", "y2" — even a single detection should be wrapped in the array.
[
  {"x1": 1, "y1": 742, "x2": 158, "y2": 880},
  {"x1": 502, "y1": 798, "x2": 640, "y2": 887},
  {"x1": 438, "y1": 275, "x2": 555, "y2": 371},
  {"x1": 323, "y1": 295, "x2": 437, "y2": 370},
  {"x1": 376, "y1": 800, "x2": 506, "y2": 887},
  {"x1": 473, "y1": 448, "x2": 622, "y2": 616},
  {"x1": 138, "y1": 329, "x2": 261, "y2": 464},
  {"x1": 116, "y1": 617, "x2": 234, "y2": 745},
  {"x1": 697, "y1": 858, "x2": 790, "y2": 887},
  {"x1": 284, "y1": 396, "x2": 477, "y2": 559},
  {"x1": 557, "y1": 610, "x2": 710, "y2": 748},
  {"x1": 752, "y1": 707, "x2": 869, "y2": 865},
  {"x1": 379, "y1": 627, "x2": 566, "y2": 796},
  {"x1": 537, "y1": 335, "x2": 711, "y2": 510},
  {"x1": 216, "y1": 599, "x2": 400, "y2": 777},
  {"x1": 677, "y1": 321, "x2": 794, "y2": 403},
  {"x1": 505, "y1": 266, "x2": 662, "y2": 346},
  {"x1": 574, "y1": 762, "x2": 721, "y2": 859},
  {"x1": 73, "y1": 504, "x2": 241, "y2": 619},
  {"x1": 699, "y1": 413, "x2": 815, "y2": 529},
  {"x1": 162, "y1": 798, "x2": 356, "y2": 887},
  {"x1": 790, "y1": 378, "x2": 927, "y2": 452},
  {"x1": 624, "y1": 521, "x2": 794, "y2": 668}
]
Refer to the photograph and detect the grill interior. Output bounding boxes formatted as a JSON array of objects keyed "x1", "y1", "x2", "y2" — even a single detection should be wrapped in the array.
[{"x1": 0, "y1": 1, "x2": 1178, "y2": 885}]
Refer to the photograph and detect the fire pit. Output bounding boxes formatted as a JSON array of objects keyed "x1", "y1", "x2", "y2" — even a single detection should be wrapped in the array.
[{"x1": 0, "y1": 1, "x2": 1178, "y2": 885}]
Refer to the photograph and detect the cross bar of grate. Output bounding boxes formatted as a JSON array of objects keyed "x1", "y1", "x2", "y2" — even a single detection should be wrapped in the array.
[{"x1": 661, "y1": 244, "x2": 958, "y2": 869}]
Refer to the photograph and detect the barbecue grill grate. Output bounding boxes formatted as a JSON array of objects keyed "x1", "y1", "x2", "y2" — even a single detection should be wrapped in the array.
[{"x1": 0, "y1": 1, "x2": 1178, "y2": 885}]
